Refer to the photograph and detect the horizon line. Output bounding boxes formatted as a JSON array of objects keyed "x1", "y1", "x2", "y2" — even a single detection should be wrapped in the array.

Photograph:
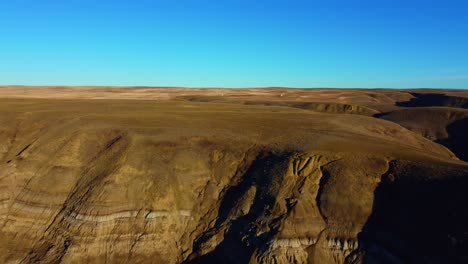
[{"x1": 0, "y1": 85, "x2": 467, "y2": 90}]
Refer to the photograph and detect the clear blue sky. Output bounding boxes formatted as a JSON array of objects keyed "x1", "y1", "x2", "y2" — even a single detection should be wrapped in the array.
[{"x1": 1, "y1": 0, "x2": 467, "y2": 88}]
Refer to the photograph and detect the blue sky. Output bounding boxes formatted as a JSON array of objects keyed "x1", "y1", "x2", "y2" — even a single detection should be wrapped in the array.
[{"x1": 0, "y1": 0, "x2": 467, "y2": 88}]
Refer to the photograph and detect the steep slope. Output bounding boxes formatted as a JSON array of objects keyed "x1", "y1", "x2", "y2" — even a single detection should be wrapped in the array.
[
  {"x1": 348, "y1": 160, "x2": 468, "y2": 263},
  {"x1": 378, "y1": 107, "x2": 468, "y2": 161},
  {"x1": 0, "y1": 98, "x2": 466, "y2": 264},
  {"x1": 396, "y1": 93, "x2": 468, "y2": 109}
]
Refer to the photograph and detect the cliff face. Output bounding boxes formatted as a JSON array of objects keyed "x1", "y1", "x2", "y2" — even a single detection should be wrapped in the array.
[{"x1": 0, "y1": 90, "x2": 467, "y2": 264}]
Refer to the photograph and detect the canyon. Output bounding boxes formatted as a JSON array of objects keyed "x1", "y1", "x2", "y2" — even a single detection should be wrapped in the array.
[{"x1": 0, "y1": 86, "x2": 467, "y2": 263}]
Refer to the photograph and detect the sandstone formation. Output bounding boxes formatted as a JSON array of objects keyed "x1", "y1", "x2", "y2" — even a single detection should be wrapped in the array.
[{"x1": 0, "y1": 87, "x2": 467, "y2": 263}]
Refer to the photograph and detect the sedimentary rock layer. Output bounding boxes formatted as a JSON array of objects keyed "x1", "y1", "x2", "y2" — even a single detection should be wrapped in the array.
[{"x1": 0, "y1": 88, "x2": 467, "y2": 263}]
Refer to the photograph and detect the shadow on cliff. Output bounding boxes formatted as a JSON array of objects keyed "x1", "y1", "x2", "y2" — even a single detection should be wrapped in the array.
[
  {"x1": 396, "y1": 93, "x2": 468, "y2": 109},
  {"x1": 347, "y1": 161, "x2": 468, "y2": 264},
  {"x1": 186, "y1": 151, "x2": 292, "y2": 264},
  {"x1": 436, "y1": 118, "x2": 468, "y2": 162}
]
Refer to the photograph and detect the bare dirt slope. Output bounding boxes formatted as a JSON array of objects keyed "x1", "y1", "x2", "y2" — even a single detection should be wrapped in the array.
[{"x1": 0, "y1": 86, "x2": 467, "y2": 263}]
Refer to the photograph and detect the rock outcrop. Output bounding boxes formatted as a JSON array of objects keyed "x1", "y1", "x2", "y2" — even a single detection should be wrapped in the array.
[{"x1": 0, "y1": 88, "x2": 467, "y2": 263}]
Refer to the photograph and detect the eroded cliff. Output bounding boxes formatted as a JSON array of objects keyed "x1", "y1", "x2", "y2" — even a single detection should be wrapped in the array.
[{"x1": 0, "y1": 91, "x2": 466, "y2": 263}]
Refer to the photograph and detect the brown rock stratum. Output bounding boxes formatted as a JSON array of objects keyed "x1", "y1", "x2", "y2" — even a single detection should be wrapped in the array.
[{"x1": 0, "y1": 86, "x2": 467, "y2": 263}]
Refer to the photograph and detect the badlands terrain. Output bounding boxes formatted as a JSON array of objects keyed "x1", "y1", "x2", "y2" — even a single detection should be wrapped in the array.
[{"x1": 0, "y1": 86, "x2": 467, "y2": 263}]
